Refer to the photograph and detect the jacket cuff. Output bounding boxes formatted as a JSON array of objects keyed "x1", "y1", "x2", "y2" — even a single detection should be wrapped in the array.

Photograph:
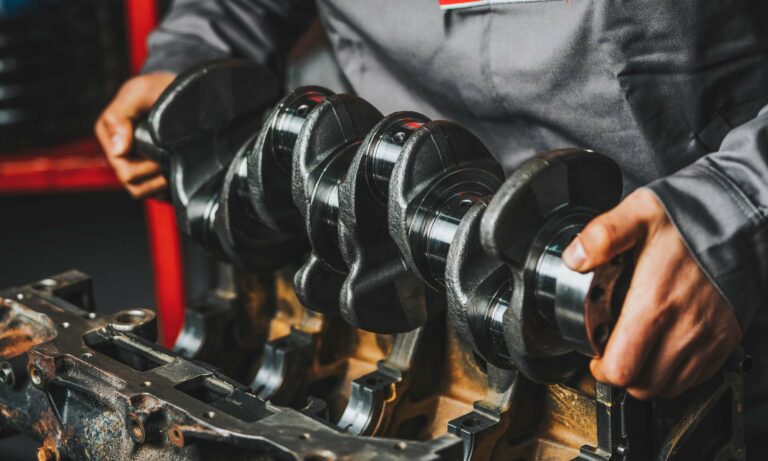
[
  {"x1": 142, "y1": 40, "x2": 229, "y2": 75},
  {"x1": 646, "y1": 159, "x2": 768, "y2": 331}
]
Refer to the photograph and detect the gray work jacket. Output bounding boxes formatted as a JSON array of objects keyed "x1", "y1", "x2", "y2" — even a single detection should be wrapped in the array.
[{"x1": 143, "y1": 0, "x2": 768, "y2": 408}]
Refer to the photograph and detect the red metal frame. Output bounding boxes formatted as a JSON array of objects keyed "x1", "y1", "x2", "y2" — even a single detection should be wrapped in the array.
[
  {"x1": 126, "y1": 0, "x2": 187, "y2": 347},
  {"x1": 0, "y1": 139, "x2": 121, "y2": 194}
]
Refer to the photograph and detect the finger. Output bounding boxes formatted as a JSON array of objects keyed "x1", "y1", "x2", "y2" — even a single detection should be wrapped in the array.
[
  {"x1": 660, "y1": 336, "x2": 734, "y2": 399},
  {"x1": 102, "y1": 113, "x2": 134, "y2": 157},
  {"x1": 94, "y1": 117, "x2": 111, "y2": 154},
  {"x1": 126, "y1": 175, "x2": 168, "y2": 200},
  {"x1": 684, "y1": 305, "x2": 742, "y2": 391},
  {"x1": 626, "y1": 342, "x2": 691, "y2": 400},
  {"x1": 563, "y1": 190, "x2": 658, "y2": 272},
  {"x1": 604, "y1": 330, "x2": 683, "y2": 400},
  {"x1": 590, "y1": 358, "x2": 603, "y2": 381},
  {"x1": 590, "y1": 257, "x2": 674, "y2": 388},
  {"x1": 625, "y1": 309, "x2": 711, "y2": 400},
  {"x1": 106, "y1": 157, "x2": 162, "y2": 186},
  {"x1": 109, "y1": 78, "x2": 166, "y2": 120},
  {"x1": 100, "y1": 76, "x2": 169, "y2": 158},
  {"x1": 122, "y1": 160, "x2": 162, "y2": 185}
]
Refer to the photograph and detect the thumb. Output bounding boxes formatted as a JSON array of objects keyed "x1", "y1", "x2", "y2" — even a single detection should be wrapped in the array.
[{"x1": 562, "y1": 191, "x2": 652, "y2": 272}]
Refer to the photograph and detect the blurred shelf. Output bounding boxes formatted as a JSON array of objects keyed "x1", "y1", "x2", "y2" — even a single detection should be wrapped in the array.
[{"x1": 0, "y1": 138, "x2": 120, "y2": 194}]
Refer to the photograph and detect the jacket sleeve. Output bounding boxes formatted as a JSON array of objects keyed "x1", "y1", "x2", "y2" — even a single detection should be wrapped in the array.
[
  {"x1": 142, "y1": 0, "x2": 316, "y2": 76},
  {"x1": 646, "y1": 104, "x2": 768, "y2": 331}
]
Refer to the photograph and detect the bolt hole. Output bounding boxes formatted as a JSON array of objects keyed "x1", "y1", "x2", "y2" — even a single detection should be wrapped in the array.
[
  {"x1": 461, "y1": 418, "x2": 480, "y2": 428},
  {"x1": 459, "y1": 199, "x2": 474, "y2": 208},
  {"x1": 593, "y1": 324, "x2": 611, "y2": 346},
  {"x1": 170, "y1": 427, "x2": 183, "y2": 442},
  {"x1": 29, "y1": 366, "x2": 42, "y2": 386},
  {"x1": 141, "y1": 381, "x2": 152, "y2": 388},
  {"x1": 299, "y1": 432, "x2": 311, "y2": 440},
  {"x1": 296, "y1": 104, "x2": 310, "y2": 116},
  {"x1": 393, "y1": 131, "x2": 407, "y2": 144},
  {"x1": 115, "y1": 310, "x2": 148, "y2": 325},
  {"x1": 129, "y1": 416, "x2": 144, "y2": 441},
  {"x1": 739, "y1": 356, "x2": 754, "y2": 374}
]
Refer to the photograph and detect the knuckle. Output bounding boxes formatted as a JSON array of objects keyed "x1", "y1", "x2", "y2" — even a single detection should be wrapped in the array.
[
  {"x1": 115, "y1": 168, "x2": 135, "y2": 185},
  {"x1": 632, "y1": 188, "x2": 655, "y2": 204},
  {"x1": 585, "y1": 218, "x2": 616, "y2": 251},
  {"x1": 100, "y1": 104, "x2": 121, "y2": 124},
  {"x1": 124, "y1": 76, "x2": 147, "y2": 92},
  {"x1": 602, "y1": 363, "x2": 633, "y2": 387},
  {"x1": 631, "y1": 189, "x2": 657, "y2": 209},
  {"x1": 633, "y1": 189, "x2": 664, "y2": 219}
]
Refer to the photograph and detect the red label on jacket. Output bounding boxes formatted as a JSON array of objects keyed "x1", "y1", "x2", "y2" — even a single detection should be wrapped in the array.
[{"x1": 439, "y1": 0, "x2": 558, "y2": 9}]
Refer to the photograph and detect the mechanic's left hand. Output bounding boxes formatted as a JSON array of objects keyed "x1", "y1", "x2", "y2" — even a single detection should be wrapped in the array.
[{"x1": 562, "y1": 189, "x2": 742, "y2": 399}]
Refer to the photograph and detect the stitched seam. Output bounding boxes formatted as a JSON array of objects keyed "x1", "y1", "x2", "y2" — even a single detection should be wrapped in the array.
[{"x1": 702, "y1": 159, "x2": 768, "y2": 228}]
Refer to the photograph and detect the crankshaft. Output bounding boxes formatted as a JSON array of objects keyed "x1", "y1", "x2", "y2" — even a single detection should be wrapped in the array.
[
  {"x1": 0, "y1": 59, "x2": 747, "y2": 461},
  {"x1": 133, "y1": 60, "x2": 637, "y2": 382}
]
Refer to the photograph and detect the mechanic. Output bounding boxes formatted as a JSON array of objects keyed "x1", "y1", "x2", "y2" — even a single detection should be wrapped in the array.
[{"x1": 95, "y1": 0, "x2": 768, "y2": 453}]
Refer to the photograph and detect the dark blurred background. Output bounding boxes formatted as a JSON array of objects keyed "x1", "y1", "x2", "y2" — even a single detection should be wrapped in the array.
[{"x1": 0, "y1": 0, "x2": 128, "y2": 151}]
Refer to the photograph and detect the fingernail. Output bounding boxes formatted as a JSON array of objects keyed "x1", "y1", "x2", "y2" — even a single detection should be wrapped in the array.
[
  {"x1": 111, "y1": 135, "x2": 125, "y2": 154},
  {"x1": 563, "y1": 239, "x2": 587, "y2": 270}
]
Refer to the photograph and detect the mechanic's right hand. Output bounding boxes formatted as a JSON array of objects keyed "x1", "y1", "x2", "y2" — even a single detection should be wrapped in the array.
[{"x1": 95, "y1": 72, "x2": 176, "y2": 199}]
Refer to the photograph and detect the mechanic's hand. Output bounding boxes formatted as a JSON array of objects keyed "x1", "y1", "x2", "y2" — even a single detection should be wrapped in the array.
[
  {"x1": 95, "y1": 72, "x2": 176, "y2": 199},
  {"x1": 562, "y1": 189, "x2": 742, "y2": 399}
]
